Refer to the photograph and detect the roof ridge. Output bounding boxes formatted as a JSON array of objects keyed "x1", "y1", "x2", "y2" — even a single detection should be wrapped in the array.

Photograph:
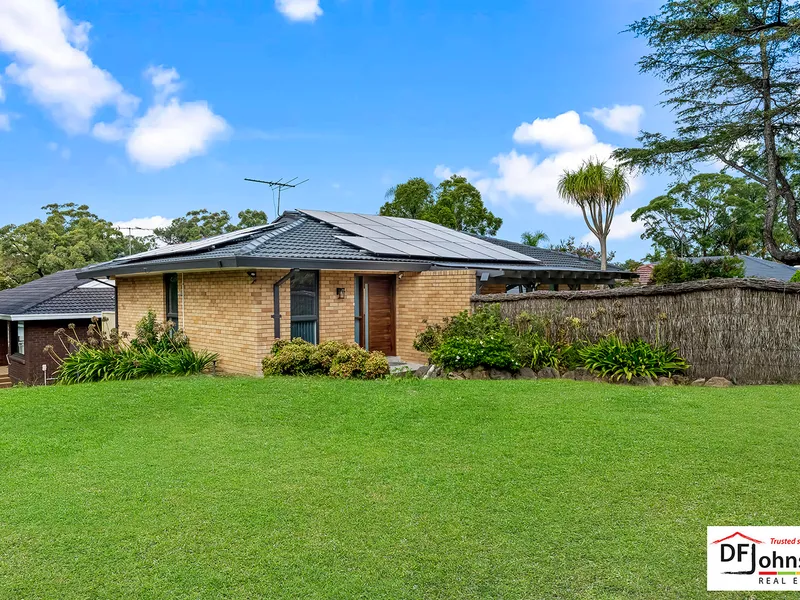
[
  {"x1": 238, "y1": 216, "x2": 307, "y2": 254},
  {"x1": 22, "y1": 286, "x2": 96, "y2": 314}
]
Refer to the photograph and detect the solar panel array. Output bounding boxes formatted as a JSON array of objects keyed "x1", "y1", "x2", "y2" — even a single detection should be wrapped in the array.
[{"x1": 299, "y1": 210, "x2": 539, "y2": 263}]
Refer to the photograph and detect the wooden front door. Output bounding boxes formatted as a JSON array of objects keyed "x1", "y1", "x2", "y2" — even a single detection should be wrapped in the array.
[{"x1": 364, "y1": 275, "x2": 395, "y2": 356}]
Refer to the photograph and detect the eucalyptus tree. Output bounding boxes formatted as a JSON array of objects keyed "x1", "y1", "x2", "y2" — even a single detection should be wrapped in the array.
[
  {"x1": 614, "y1": 0, "x2": 800, "y2": 263},
  {"x1": 557, "y1": 160, "x2": 631, "y2": 270}
]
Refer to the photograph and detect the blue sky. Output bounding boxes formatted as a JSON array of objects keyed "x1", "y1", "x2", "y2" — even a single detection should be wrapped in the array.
[{"x1": 0, "y1": 0, "x2": 673, "y2": 261}]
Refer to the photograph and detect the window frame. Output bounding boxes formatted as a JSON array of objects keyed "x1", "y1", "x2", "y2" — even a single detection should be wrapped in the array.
[
  {"x1": 290, "y1": 270, "x2": 319, "y2": 344},
  {"x1": 13, "y1": 321, "x2": 24, "y2": 356},
  {"x1": 164, "y1": 273, "x2": 180, "y2": 330}
]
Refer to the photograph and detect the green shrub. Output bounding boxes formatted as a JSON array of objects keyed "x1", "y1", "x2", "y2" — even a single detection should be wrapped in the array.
[
  {"x1": 651, "y1": 256, "x2": 745, "y2": 284},
  {"x1": 262, "y1": 339, "x2": 389, "y2": 379},
  {"x1": 580, "y1": 336, "x2": 689, "y2": 382},
  {"x1": 51, "y1": 316, "x2": 217, "y2": 384},
  {"x1": 791, "y1": 270, "x2": 800, "y2": 283},
  {"x1": 412, "y1": 322, "x2": 444, "y2": 354},
  {"x1": 430, "y1": 334, "x2": 520, "y2": 371}
]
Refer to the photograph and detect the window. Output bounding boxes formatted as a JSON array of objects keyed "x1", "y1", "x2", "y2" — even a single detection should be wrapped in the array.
[
  {"x1": 13, "y1": 322, "x2": 24, "y2": 355},
  {"x1": 290, "y1": 270, "x2": 318, "y2": 343},
  {"x1": 165, "y1": 274, "x2": 179, "y2": 329},
  {"x1": 354, "y1": 275, "x2": 363, "y2": 345}
]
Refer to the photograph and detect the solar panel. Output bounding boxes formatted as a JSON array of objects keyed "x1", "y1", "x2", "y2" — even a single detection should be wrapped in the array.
[{"x1": 302, "y1": 209, "x2": 539, "y2": 263}]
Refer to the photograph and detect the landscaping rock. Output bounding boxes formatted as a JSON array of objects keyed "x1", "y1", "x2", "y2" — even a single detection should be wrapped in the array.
[
  {"x1": 415, "y1": 365, "x2": 429, "y2": 379},
  {"x1": 562, "y1": 370, "x2": 577, "y2": 380},
  {"x1": 704, "y1": 376, "x2": 733, "y2": 388},
  {"x1": 489, "y1": 369, "x2": 512, "y2": 380},
  {"x1": 691, "y1": 378, "x2": 707, "y2": 387},
  {"x1": 422, "y1": 365, "x2": 438, "y2": 380},
  {"x1": 672, "y1": 374, "x2": 690, "y2": 386},
  {"x1": 573, "y1": 368, "x2": 599, "y2": 382},
  {"x1": 471, "y1": 367, "x2": 488, "y2": 380},
  {"x1": 537, "y1": 367, "x2": 560, "y2": 379},
  {"x1": 657, "y1": 376, "x2": 675, "y2": 387},
  {"x1": 447, "y1": 371, "x2": 466, "y2": 380},
  {"x1": 631, "y1": 376, "x2": 656, "y2": 387},
  {"x1": 518, "y1": 367, "x2": 537, "y2": 380}
]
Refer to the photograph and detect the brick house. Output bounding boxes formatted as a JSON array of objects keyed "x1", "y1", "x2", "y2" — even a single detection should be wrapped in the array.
[
  {"x1": 0, "y1": 270, "x2": 116, "y2": 385},
  {"x1": 79, "y1": 210, "x2": 635, "y2": 375}
]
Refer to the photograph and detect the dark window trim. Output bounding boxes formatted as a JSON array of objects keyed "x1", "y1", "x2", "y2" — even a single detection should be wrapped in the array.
[
  {"x1": 164, "y1": 273, "x2": 179, "y2": 329},
  {"x1": 289, "y1": 270, "x2": 319, "y2": 344}
]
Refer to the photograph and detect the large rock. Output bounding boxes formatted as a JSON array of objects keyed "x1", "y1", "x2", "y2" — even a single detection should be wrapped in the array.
[
  {"x1": 573, "y1": 368, "x2": 599, "y2": 382},
  {"x1": 489, "y1": 368, "x2": 512, "y2": 380},
  {"x1": 518, "y1": 367, "x2": 537, "y2": 380},
  {"x1": 422, "y1": 365, "x2": 438, "y2": 380},
  {"x1": 537, "y1": 367, "x2": 560, "y2": 379},
  {"x1": 691, "y1": 378, "x2": 707, "y2": 387},
  {"x1": 672, "y1": 374, "x2": 690, "y2": 386},
  {"x1": 704, "y1": 376, "x2": 733, "y2": 388},
  {"x1": 657, "y1": 376, "x2": 675, "y2": 387},
  {"x1": 470, "y1": 367, "x2": 488, "y2": 380},
  {"x1": 415, "y1": 365, "x2": 429, "y2": 379},
  {"x1": 631, "y1": 376, "x2": 656, "y2": 387},
  {"x1": 447, "y1": 371, "x2": 466, "y2": 380}
]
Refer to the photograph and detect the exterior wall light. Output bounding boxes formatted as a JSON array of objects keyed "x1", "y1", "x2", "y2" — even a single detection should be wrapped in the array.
[
  {"x1": 247, "y1": 271, "x2": 257, "y2": 284},
  {"x1": 336, "y1": 287, "x2": 346, "y2": 299}
]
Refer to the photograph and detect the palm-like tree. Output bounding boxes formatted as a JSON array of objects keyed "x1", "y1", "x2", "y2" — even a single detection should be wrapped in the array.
[
  {"x1": 557, "y1": 159, "x2": 630, "y2": 270},
  {"x1": 520, "y1": 230, "x2": 549, "y2": 247}
]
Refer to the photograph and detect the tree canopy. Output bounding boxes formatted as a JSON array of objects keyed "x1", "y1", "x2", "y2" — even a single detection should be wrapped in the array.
[
  {"x1": 153, "y1": 209, "x2": 269, "y2": 245},
  {"x1": 632, "y1": 172, "x2": 771, "y2": 259},
  {"x1": 380, "y1": 175, "x2": 502, "y2": 236},
  {"x1": 549, "y1": 237, "x2": 616, "y2": 263},
  {"x1": 0, "y1": 204, "x2": 151, "y2": 290},
  {"x1": 614, "y1": 0, "x2": 800, "y2": 263}
]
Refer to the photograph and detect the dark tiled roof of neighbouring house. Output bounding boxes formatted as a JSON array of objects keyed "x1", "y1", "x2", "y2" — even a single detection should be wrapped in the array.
[
  {"x1": 686, "y1": 255, "x2": 798, "y2": 281},
  {"x1": 0, "y1": 270, "x2": 115, "y2": 318},
  {"x1": 473, "y1": 235, "x2": 627, "y2": 272}
]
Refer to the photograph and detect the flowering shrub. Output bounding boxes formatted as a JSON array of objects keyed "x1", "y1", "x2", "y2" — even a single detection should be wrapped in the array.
[
  {"x1": 430, "y1": 334, "x2": 519, "y2": 371},
  {"x1": 262, "y1": 339, "x2": 389, "y2": 380}
]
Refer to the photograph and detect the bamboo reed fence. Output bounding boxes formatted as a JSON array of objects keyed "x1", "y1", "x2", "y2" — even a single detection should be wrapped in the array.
[{"x1": 472, "y1": 278, "x2": 800, "y2": 384}]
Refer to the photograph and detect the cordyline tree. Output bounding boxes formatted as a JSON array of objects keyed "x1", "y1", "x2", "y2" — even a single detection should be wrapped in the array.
[
  {"x1": 557, "y1": 160, "x2": 630, "y2": 270},
  {"x1": 614, "y1": 0, "x2": 800, "y2": 264}
]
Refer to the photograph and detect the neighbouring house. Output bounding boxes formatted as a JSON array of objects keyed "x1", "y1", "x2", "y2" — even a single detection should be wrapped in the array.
[
  {"x1": 0, "y1": 270, "x2": 116, "y2": 385},
  {"x1": 635, "y1": 264, "x2": 655, "y2": 285},
  {"x1": 686, "y1": 255, "x2": 798, "y2": 281},
  {"x1": 78, "y1": 209, "x2": 637, "y2": 374}
]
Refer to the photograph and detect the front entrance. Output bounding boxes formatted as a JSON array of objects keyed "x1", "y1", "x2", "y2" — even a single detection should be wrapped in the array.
[{"x1": 359, "y1": 275, "x2": 395, "y2": 355}]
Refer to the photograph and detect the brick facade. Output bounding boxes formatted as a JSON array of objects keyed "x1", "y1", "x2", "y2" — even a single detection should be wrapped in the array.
[
  {"x1": 8, "y1": 319, "x2": 92, "y2": 385},
  {"x1": 115, "y1": 268, "x2": 478, "y2": 375}
]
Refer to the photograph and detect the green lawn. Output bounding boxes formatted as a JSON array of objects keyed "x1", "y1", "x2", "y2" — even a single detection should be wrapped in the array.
[{"x1": 0, "y1": 378, "x2": 798, "y2": 599}]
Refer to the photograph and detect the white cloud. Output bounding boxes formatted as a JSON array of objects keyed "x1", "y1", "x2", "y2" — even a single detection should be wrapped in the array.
[
  {"x1": 46, "y1": 141, "x2": 70, "y2": 159},
  {"x1": 114, "y1": 216, "x2": 173, "y2": 235},
  {"x1": 587, "y1": 104, "x2": 644, "y2": 136},
  {"x1": 0, "y1": 76, "x2": 5, "y2": 102},
  {"x1": 581, "y1": 210, "x2": 645, "y2": 244},
  {"x1": 0, "y1": 114, "x2": 9, "y2": 131},
  {"x1": 126, "y1": 98, "x2": 229, "y2": 169},
  {"x1": 146, "y1": 65, "x2": 181, "y2": 103},
  {"x1": 276, "y1": 0, "x2": 323, "y2": 22},
  {"x1": 92, "y1": 120, "x2": 127, "y2": 142},
  {"x1": 472, "y1": 111, "x2": 644, "y2": 217},
  {"x1": 512, "y1": 111, "x2": 597, "y2": 151},
  {"x1": 0, "y1": 0, "x2": 138, "y2": 132},
  {"x1": 434, "y1": 164, "x2": 482, "y2": 181}
]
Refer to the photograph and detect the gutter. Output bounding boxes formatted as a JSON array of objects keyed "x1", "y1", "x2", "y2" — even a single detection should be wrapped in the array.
[
  {"x1": 76, "y1": 257, "x2": 433, "y2": 278},
  {"x1": 0, "y1": 312, "x2": 102, "y2": 322}
]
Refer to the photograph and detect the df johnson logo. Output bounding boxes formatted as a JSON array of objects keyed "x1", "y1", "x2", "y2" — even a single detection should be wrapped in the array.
[{"x1": 708, "y1": 527, "x2": 800, "y2": 591}]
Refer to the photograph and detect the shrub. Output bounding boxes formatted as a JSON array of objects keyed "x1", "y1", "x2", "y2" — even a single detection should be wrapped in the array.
[
  {"x1": 262, "y1": 339, "x2": 389, "y2": 379},
  {"x1": 580, "y1": 336, "x2": 689, "y2": 382},
  {"x1": 51, "y1": 316, "x2": 217, "y2": 384},
  {"x1": 791, "y1": 270, "x2": 800, "y2": 283},
  {"x1": 430, "y1": 333, "x2": 520, "y2": 371},
  {"x1": 651, "y1": 256, "x2": 745, "y2": 284},
  {"x1": 412, "y1": 322, "x2": 444, "y2": 354}
]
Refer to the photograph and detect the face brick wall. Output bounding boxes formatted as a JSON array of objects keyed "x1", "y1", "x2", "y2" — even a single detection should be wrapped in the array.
[
  {"x1": 395, "y1": 270, "x2": 476, "y2": 364},
  {"x1": 8, "y1": 319, "x2": 92, "y2": 385},
  {"x1": 115, "y1": 268, "x2": 478, "y2": 374},
  {"x1": 116, "y1": 275, "x2": 165, "y2": 335}
]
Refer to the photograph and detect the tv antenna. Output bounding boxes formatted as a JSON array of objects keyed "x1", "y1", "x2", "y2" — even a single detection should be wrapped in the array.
[
  {"x1": 244, "y1": 177, "x2": 309, "y2": 219},
  {"x1": 117, "y1": 225, "x2": 154, "y2": 255}
]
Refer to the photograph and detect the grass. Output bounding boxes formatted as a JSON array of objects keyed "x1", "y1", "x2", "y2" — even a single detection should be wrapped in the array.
[{"x1": 0, "y1": 377, "x2": 798, "y2": 599}]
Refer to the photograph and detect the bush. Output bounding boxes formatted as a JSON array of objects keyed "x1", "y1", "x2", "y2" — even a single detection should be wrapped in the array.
[
  {"x1": 791, "y1": 270, "x2": 800, "y2": 283},
  {"x1": 262, "y1": 339, "x2": 389, "y2": 380},
  {"x1": 651, "y1": 256, "x2": 745, "y2": 284},
  {"x1": 51, "y1": 316, "x2": 217, "y2": 384},
  {"x1": 580, "y1": 336, "x2": 689, "y2": 382},
  {"x1": 430, "y1": 333, "x2": 520, "y2": 371}
]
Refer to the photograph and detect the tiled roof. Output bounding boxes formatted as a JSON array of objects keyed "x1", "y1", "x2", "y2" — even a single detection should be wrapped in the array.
[
  {"x1": 473, "y1": 235, "x2": 627, "y2": 272},
  {"x1": 0, "y1": 270, "x2": 115, "y2": 317},
  {"x1": 686, "y1": 255, "x2": 798, "y2": 281}
]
